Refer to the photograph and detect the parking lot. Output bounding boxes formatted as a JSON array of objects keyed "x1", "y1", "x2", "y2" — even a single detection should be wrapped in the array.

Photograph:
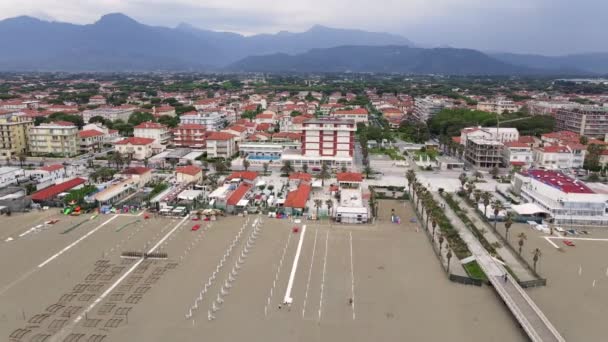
[{"x1": 2, "y1": 202, "x2": 524, "y2": 342}]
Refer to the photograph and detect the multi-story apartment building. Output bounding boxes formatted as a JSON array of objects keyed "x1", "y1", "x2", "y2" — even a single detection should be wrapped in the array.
[
  {"x1": 28, "y1": 121, "x2": 79, "y2": 157},
  {"x1": 78, "y1": 129, "x2": 105, "y2": 153},
  {"x1": 533, "y1": 145, "x2": 586, "y2": 170},
  {"x1": 414, "y1": 97, "x2": 452, "y2": 122},
  {"x1": 555, "y1": 106, "x2": 608, "y2": 138},
  {"x1": 330, "y1": 108, "x2": 369, "y2": 125},
  {"x1": 476, "y1": 99, "x2": 521, "y2": 113},
  {"x1": 460, "y1": 126, "x2": 519, "y2": 146},
  {"x1": 280, "y1": 118, "x2": 356, "y2": 169},
  {"x1": 503, "y1": 141, "x2": 533, "y2": 168},
  {"x1": 172, "y1": 124, "x2": 206, "y2": 149},
  {"x1": 0, "y1": 113, "x2": 33, "y2": 159},
  {"x1": 180, "y1": 112, "x2": 226, "y2": 131},
  {"x1": 206, "y1": 132, "x2": 237, "y2": 158},
  {"x1": 512, "y1": 170, "x2": 608, "y2": 226},
  {"x1": 133, "y1": 122, "x2": 171, "y2": 145},
  {"x1": 464, "y1": 137, "x2": 504, "y2": 168},
  {"x1": 114, "y1": 137, "x2": 156, "y2": 160},
  {"x1": 82, "y1": 105, "x2": 137, "y2": 123},
  {"x1": 526, "y1": 100, "x2": 579, "y2": 116}
]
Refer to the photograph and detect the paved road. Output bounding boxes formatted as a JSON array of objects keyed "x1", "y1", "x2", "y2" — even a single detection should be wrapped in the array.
[{"x1": 433, "y1": 192, "x2": 566, "y2": 342}]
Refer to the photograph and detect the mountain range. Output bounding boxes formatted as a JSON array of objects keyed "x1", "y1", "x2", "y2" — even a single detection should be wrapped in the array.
[{"x1": 0, "y1": 13, "x2": 605, "y2": 75}]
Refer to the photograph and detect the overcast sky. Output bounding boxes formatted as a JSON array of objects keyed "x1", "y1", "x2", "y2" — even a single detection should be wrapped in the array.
[{"x1": 0, "y1": 0, "x2": 606, "y2": 55}]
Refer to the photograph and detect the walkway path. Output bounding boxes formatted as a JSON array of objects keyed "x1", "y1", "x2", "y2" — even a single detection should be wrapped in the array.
[
  {"x1": 433, "y1": 192, "x2": 565, "y2": 342},
  {"x1": 451, "y1": 196, "x2": 536, "y2": 282}
]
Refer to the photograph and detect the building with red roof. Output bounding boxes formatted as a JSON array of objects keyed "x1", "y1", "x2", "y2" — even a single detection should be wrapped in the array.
[
  {"x1": 206, "y1": 132, "x2": 237, "y2": 158},
  {"x1": 503, "y1": 141, "x2": 533, "y2": 168},
  {"x1": 134, "y1": 121, "x2": 171, "y2": 145},
  {"x1": 284, "y1": 183, "x2": 311, "y2": 213},
  {"x1": 175, "y1": 165, "x2": 203, "y2": 184},
  {"x1": 337, "y1": 172, "x2": 363, "y2": 183},
  {"x1": 79, "y1": 129, "x2": 105, "y2": 153},
  {"x1": 114, "y1": 137, "x2": 156, "y2": 160},
  {"x1": 533, "y1": 144, "x2": 586, "y2": 170},
  {"x1": 288, "y1": 172, "x2": 312, "y2": 183},
  {"x1": 31, "y1": 177, "x2": 86, "y2": 202},
  {"x1": 513, "y1": 170, "x2": 608, "y2": 226},
  {"x1": 225, "y1": 183, "x2": 253, "y2": 213},
  {"x1": 116, "y1": 167, "x2": 152, "y2": 187},
  {"x1": 172, "y1": 124, "x2": 206, "y2": 149},
  {"x1": 225, "y1": 171, "x2": 258, "y2": 184},
  {"x1": 331, "y1": 108, "x2": 369, "y2": 124}
]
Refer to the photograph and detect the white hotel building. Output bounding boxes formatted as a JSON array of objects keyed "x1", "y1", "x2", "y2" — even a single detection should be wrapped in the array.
[
  {"x1": 512, "y1": 170, "x2": 608, "y2": 227},
  {"x1": 280, "y1": 118, "x2": 355, "y2": 169}
]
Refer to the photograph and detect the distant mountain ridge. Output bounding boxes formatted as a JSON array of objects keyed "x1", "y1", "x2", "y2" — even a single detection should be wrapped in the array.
[
  {"x1": 0, "y1": 13, "x2": 413, "y2": 71},
  {"x1": 227, "y1": 45, "x2": 539, "y2": 75},
  {"x1": 0, "y1": 13, "x2": 604, "y2": 74}
]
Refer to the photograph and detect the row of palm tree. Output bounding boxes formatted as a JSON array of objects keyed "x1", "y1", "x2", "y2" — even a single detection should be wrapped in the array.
[
  {"x1": 407, "y1": 169, "x2": 454, "y2": 273},
  {"x1": 313, "y1": 199, "x2": 334, "y2": 219}
]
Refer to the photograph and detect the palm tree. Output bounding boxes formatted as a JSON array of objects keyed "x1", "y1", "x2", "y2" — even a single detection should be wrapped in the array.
[
  {"x1": 341, "y1": 165, "x2": 348, "y2": 173},
  {"x1": 517, "y1": 232, "x2": 527, "y2": 255},
  {"x1": 438, "y1": 233, "x2": 445, "y2": 256},
  {"x1": 280, "y1": 160, "x2": 294, "y2": 174},
  {"x1": 318, "y1": 161, "x2": 330, "y2": 186},
  {"x1": 458, "y1": 173, "x2": 467, "y2": 191},
  {"x1": 431, "y1": 215, "x2": 437, "y2": 237},
  {"x1": 466, "y1": 181, "x2": 475, "y2": 199},
  {"x1": 363, "y1": 165, "x2": 373, "y2": 179},
  {"x1": 504, "y1": 213, "x2": 514, "y2": 241},
  {"x1": 325, "y1": 199, "x2": 333, "y2": 217},
  {"x1": 481, "y1": 192, "x2": 492, "y2": 217},
  {"x1": 446, "y1": 247, "x2": 453, "y2": 274},
  {"x1": 262, "y1": 162, "x2": 269, "y2": 175},
  {"x1": 490, "y1": 167, "x2": 500, "y2": 179},
  {"x1": 532, "y1": 248, "x2": 542, "y2": 273},
  {"x1": 314, "y1": 199, "x2": 323, "y2": 219},
  {"x1": 242, "y1": 158, "x2": 251, "y2": 171},
  {"x1": 473, "y1": 189, "x2": 482, "y2": 208},
  {"x1": 491, "y1": 200, "x2": 504, "y2": 231},
  {"x1": 406, "y1": 169, "x2": 416, "y2": 197},
  {"x1": 302, "y1": 163, "x2": 308, "y2": 174},
  {"x1": 112, "y1": 151, "x2": 124, "y2": 170},
  {"x1": 18, "y1": 152, "x2": 27, "y2": 168},
  {"x1": 143, "y1": 157, "x2": 149, "y2": 168}
]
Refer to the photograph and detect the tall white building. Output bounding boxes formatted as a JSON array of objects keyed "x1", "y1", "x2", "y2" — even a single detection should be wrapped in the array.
[
  {"x1": 133, "y1": 122, "x2": 171, "y2": 145},
  {"x1": 512, "y1": 170, "x2": 608, "y2": 226},
  {"x1": 413, "y1": 97, "x2": 451, "y2": 122},
  {"x1": 179, "y1": 112, "x2": 226, "y2": 131},
  {"x1": 280, "y1": 118, "x2": 355, "y2": 169},
  {"x1": 460, "y1": 126, "x2": 520, "y2": 146}
]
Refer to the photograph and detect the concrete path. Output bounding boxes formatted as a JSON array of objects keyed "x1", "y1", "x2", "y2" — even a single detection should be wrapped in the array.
[
  {"x1": 434, "y1": 192, "x2": 565, "y2": 342},
  {"x1": 451, "y1": 196, "x2": 536, "y2": 282}
]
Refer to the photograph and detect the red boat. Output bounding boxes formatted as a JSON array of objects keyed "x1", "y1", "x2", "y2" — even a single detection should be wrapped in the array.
[
  {"x1": 191, "y1": 224, "x2": 201, "y2": 231},
  {"x1": 563, "y1": 240, "x2": 575, "y2": 247}
]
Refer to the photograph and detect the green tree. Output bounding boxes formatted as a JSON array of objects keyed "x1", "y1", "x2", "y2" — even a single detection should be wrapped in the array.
[
  {"x1": 517, "y1": 232, "x2": 527, "y2": 255},
  {"x1": 157, "y1": 115, "x2": 179, "y2": 128},
  {"x1": 302, "y1": 163, "x2": 308, "y2": 174},
  {"x1": 314, "y1": 199, "x2": 323, "y2": 219},
  {"x1": 504, "y1": 213, "x2": 513, "y2": 241},
  {"x1": 280, "y1": 160, "x2": 294, "y2": 174},
  {"x1": 318, "y1": 161, "x2": 331, "y2": 186},
  {"x1": 490, "y1": 167, "x2": 500, "y2": 179},
  {"x1": 128, "y1": 111, "x2": 155, "y2": 126},
  {"x1": 262, "y1": 162, "x2": 269, "y2": 175},
  {"x1": 491, "y1": 200, "x2": 504, "y2": 231},
  {"x1": 325, "y1": 199, "x2": 333, "y2": 217},
  {"x1": 481, "y1": 192, "x2": 492, "y2": 217},
  {"x1": 242, "y1": 158, "x2": 251, "y2": 171},
  {"x1": 532, "y1": 248, "x2": 542, "y2": 273}
]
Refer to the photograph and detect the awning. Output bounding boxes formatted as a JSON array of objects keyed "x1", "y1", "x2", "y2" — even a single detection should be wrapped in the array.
[{"x1": 512, "y1": 203, "x2": 549, "y2": 216}]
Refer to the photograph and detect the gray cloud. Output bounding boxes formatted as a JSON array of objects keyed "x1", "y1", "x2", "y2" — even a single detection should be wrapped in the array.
[{"x1": 0, "y1": 0, "x2": 605, "y2": 54}]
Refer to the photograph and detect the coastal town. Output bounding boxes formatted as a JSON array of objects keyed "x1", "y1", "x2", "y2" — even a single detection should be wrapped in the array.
[{"x1": 1, "y1": 73, "x2": 607, "y2": 341}]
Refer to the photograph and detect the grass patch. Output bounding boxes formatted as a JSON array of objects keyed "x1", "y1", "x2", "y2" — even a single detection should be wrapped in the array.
[
  {"x1": 369, "y1": 147, "x2": 405, "y2": 160},
  {"x1": 463, "y1": 261, "x2": 488, "y2": 280}
]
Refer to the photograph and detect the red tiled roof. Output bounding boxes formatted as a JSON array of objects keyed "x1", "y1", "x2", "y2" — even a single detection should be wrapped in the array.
[
  {"x1": 226, "y1": 171, "x2": 258, "y2": 181},
  {"x1": 538, "y1": 145, "x2": 570, "y2": 153},
  {"x1": 176, "y1": 124, "x2": 206, "y2": 130},
  {"x1": 79, "y1": 129, "x2": 104, "y2": 138},
  {"x1": 284, "y1": 183, "x2": 311, "y2": 209},
  {"x1": 255, "y1": 113, "x2": 275, "y2": 119},
  {"x1": 227, "y1": 183, "x2": 252, "y2": 206},
  {"x1": 542, "y1": 130, "x2": 579, "y2": 140},
  {"x1": 176, "y1": 165, "x2": 202, "y2": 176},
  {"x1": 333, "y1": 108, "x2": 368, "y2": 115},
  {"x1": 225, "y1": 125, "x2": 247, "y2": 133},
  {"x1": 31, "y1": 177, "x2": 86, "y2": 201},
  {"x1": 51, "y1": 121, "x2": 76, "y2": 127},
  {"x1": 207, "y1": 132, "x2": 235, "y2": 141},
  {"x1": 504, "y1": 141, "x2": 530, "y2": 148},
  {"x1": 524, "y1": 170, "x2": 594, "y2": 194},
  {"x1": 288, "y1": 172, "x2": 312, "y2": 182},
  {"x1": 452, "y1": 137, "x2": 462, "y2": 143},
  {"x1": 38, "y1": 164, "x2": 64, "y2": 172},
  {"x1": 337, "y1": 172, "x2": 363, "y2": 182},
  {"x1": 518, "y1": 135, "x2": 536, "y2": 144},
  {"x1": 180, "y1": 111, "x2": 199, "y2": 117},
  {"x1": 134, "y1": 122, "x2": 166, "y2": 129},
  {"x1": 120, "y1": 167, "x2": 151, "y2": 175},
  {"x1": 256, "y1": 123, "x2": 273, "y2": 131},
  {"x1": 115, "y1": 137, "x2": 155, "y2": 145}
]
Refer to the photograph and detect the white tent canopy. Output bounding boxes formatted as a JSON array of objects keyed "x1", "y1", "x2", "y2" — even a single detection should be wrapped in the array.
[{"x1": 512, "y1": 203, "x2": 549, "y2": 216}]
